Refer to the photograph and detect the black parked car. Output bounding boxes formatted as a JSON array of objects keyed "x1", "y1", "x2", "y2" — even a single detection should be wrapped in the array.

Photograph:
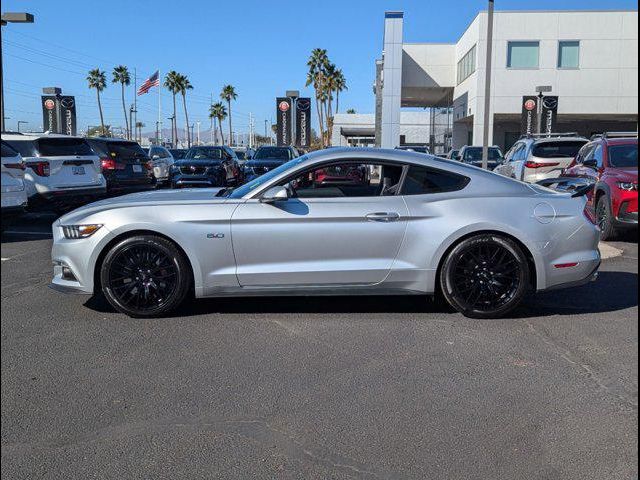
[
  {"x1": 243, "y1": 146, "x2": 299, "y2": 180},
  {"x1": 169, "y1": 146, "x2": 242, "y2": 189},
  {"x1": 86, "y1": 138, "x2": 156, "y2": 195}
]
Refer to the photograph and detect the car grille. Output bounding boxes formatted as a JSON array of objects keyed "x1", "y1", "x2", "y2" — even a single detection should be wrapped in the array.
[{"x1": 180, "y1": 166, "x2": 207, "y2": 175}]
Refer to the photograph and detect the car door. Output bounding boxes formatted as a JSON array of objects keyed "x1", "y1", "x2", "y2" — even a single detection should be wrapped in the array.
[
  {"x1": 511, "y1": 142, "x2": 530, "y2": 180},
  {"x1": 230, "y1": 160, "x2": 409, "y2": 288}
]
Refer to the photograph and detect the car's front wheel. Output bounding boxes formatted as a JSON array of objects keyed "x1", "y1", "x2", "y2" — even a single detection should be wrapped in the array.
[
  {"x1": 100, "y1": 235, "x2": 191, "y2": 318},
  {"x1": 439, "y1": 234, "x2": 530, "y2": 319},
  {"x1": 596, "y1": 195, "x2": 616, "y2": 241}
]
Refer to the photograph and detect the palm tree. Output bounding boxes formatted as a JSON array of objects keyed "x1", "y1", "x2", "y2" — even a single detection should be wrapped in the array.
[
  {"x1": 209, "y1": 102, "x2": 227, "y2": 145},
  {"x1": 164, "y1": 71, "x2": 181, "y2": 147},
  {"x1": 111, "y1": 65, "x2": 131, "y2": 139},
  {"x1": 333, "y1": 68, "x2": 347, "y2": 114},
  {"x1": 87, "y1": 68, "x2": 107, "y2": 136},
  {"x1": 176, "y1": 74, "x2": 193, "y2": 147},
  {"x1": 220, "y1": 85, "x2": 237, "y2": 147},
  {"x1": 306, "y1": 48, "x2": 329, "y2": 148}
]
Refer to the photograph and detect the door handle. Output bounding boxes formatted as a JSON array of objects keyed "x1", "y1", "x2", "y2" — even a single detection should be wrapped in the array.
[{"x1": 365, "y1": 212, "x2": 401, "y2": 222}]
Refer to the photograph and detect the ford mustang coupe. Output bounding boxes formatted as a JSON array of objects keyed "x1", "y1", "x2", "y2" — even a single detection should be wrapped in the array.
[{"x1": 50, "y1": 148, "x2": 601, "y2": 319}]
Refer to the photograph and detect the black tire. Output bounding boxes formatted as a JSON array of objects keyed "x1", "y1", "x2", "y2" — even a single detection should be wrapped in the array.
[
  {"x1": 596, "y1": 195, "x2": 616, "y2": 241},
  {"x1": 100, "y1": 235, "x2": 191, "y2": 318},
  {"x1": 439, "y1": 234, "x2": 530, "y2": 319}
]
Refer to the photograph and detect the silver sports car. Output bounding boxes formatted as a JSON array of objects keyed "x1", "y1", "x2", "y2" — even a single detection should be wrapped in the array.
[{"x1": 50, "y1": 148, "x2": 601, "y2": 319}]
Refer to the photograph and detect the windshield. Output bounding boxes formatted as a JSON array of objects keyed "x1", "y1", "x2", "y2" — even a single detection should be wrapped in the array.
[
  {"x1": 462, "y1": 147, "x2": 503, "y2": 162},
  {"x1": 253, "y1": 147, "x2": 292, "y2": 161},
  {"x1": 532, "y1": 141, "x2": 586, "y2": 159},
  {"x1": 235, "y1": 151, "x2": 246, "y2": 160},
  {"x1": 608, "y1": 144, "x2": 638, "y2": 168},
  {"x1": 228, "y1": 156, "x2": 307, "y2": 198},
  {"x1": 185, "y1": 147, "x2": 224, "y2": 160}
]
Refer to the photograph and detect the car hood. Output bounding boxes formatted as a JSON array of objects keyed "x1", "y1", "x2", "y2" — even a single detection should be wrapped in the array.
[
  {"x1": 173, "y1": 159, "x2": 224, "y2": 167},
  {"x1": 245, "y1": 159, "x2": 286, "y2": 168},
  {"x1": 58, "y1": 188, "x2": 227, "y2": 224},
  {"x1": 609, "y1": 166, "x2": 638, "y2": 182}
]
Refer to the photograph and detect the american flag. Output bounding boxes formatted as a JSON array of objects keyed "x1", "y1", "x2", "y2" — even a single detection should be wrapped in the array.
[{"x1": 137, "y1": 70, "x2": 160, "y2": 95}]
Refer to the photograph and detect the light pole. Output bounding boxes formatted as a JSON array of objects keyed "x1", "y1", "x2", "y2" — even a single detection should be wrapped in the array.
[
  {"x1": 17, "y1": 120, "x2": 27, "y2": 132},
  {"x1": 1, "y1": 12, "x2": 34, "y2": 133},
  {"x1": 481, "y1": 0, "x2": 494, "y2": 170}
]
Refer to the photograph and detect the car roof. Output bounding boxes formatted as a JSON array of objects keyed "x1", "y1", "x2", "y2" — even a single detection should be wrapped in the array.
[
  {"x1": 2, "y1": 133, "x2": 85, "y2": 141},
  {"x1": 86, "y1": 137, "x2": 139, "y2": 143},
  {"x1": 599, "y1": 137, "x2": 638, "y2": 146},
  {"x1": 520, "y1": 136, "x2": 589, "y2": 144}
]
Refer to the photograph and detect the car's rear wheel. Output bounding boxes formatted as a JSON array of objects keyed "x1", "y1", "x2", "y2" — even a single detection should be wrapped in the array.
[
  {"x1": 100, "y1": 235, "x2": 191, "y2": 318},
  {"x1": 596, "y1": 195, "x2": 616, "y2": 241},
  {"x1": 439, "y1": 234, "x2": 530, "y2": 319}
]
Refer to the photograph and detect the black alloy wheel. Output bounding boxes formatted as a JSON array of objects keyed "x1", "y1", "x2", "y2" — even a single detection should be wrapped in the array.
[
  {"x1": 100, "y1": 235, "x2": 191, "y2": 317},
  {"x1": 596, "y1": 195, "x2": 616, "y2": 241},
  {"x1": 440, "y1": 234, "x2": 530, "y2": 319}
]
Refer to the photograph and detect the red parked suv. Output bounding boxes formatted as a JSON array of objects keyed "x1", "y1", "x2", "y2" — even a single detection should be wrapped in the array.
[{"x1": 563, "y1": 134, "x2": 638, "y2": 240}]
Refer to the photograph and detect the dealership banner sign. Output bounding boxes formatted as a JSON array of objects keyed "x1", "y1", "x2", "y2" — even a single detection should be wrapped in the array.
[
  {"x1": 541, "y1": 96, "x2": 559, "y2": 136},
  {"x1": 276, "y1": 97, "x2": 292, "y2": 146},
  {"x1": 520, "y1": 96, "x2": 538, "y2": 135},
  {"x1": 41, "y1": 95, "x2": 77, "y2": 135},
  {"x1": 295, "y1": 97, "x2": 312, "y2": 148}
]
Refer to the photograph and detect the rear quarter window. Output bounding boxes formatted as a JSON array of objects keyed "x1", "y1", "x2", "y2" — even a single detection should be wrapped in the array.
[
  {"x1": 401, "y1": 165, "x2": 470, "y2": 195},
  {"x1": 1, "y1": 141, "x2": 19, "y2": 157},
  {"x1": 36, "y1": 138, "x2": 94, "y2": 157},
  {"x1": 4, "y1": 140, "x2": 37, "y2": 157}
]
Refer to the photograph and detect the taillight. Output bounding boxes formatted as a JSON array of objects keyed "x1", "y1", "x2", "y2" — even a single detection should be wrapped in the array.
[
  {"x1": 144, "y1": 161, "x2": 153, "y2": 171},
  {"x1": 100, "y1": 158, "x2": 125, "y2": 171},
  {"x1": 525, "y1": 161, "x2": 561, "y2": 169},
  {"x1": 3, "y1": 162, "x2": 25, "y2": 170},
  {"x1": 29, "y1": 161, "x2": 50, "y2": 177}
]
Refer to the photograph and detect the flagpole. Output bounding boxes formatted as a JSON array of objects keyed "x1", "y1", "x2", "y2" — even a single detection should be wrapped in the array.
[
  {"x1": 158, "y1": 69, "x2": 162, "y2": 145},
  {"x1": 133, "y1": 68, "x2": 138, "y2": 142}
]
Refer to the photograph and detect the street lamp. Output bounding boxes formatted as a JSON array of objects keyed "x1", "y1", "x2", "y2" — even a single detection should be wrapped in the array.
[
  {"x1": 481, "y1": 0, "x2": 494, "y2": 170},
  {"x1": 1, "y1": 12, "x2": 35, "y2": 133}
]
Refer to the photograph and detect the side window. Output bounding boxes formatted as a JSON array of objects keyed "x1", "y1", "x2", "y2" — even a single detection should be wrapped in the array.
[
  {"x1": 511, "y1": 144, "x2": 526, "y2": 162},
  {"x1": 401, "y1": 165, "x2": 469, "y2": 195},
  {"x1": 282, "y1": 162, "x2": 404, "y2": 199}
]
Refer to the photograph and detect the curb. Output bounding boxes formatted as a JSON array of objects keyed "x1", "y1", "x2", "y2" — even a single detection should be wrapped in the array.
[{"x1": 599, "y1": 242, "x2": 624, "y2": 260}]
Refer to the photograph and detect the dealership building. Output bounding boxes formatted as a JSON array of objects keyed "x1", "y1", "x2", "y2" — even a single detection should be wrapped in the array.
[{"x1": 357, "y1": 9, "x2": 638, "y2": 153}]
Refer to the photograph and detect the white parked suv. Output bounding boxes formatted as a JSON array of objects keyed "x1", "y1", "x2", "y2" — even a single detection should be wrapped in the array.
[
  {"x1": 3, "y1": 133, "x2": 106, "y2": 210},
  {"x1": 494, "y1": 134, "x2": 589, "y2": 183},
  {"x1": 1, "y1": 140, "x2": 28, "y2": 222},
  {"x1": 147, "y1": 145, "x2": 175, "y2": 185}
]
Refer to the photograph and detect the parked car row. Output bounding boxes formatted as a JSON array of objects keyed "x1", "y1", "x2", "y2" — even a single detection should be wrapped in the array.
[
  {"x1": 0, "y1": 134, "x2": 305, "y2": 223},
  {"x1": 445, "y1": 132, "x2": 637, "y2": 240}
]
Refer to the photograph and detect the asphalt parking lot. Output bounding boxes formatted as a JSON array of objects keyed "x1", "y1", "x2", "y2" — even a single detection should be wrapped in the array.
[{"x1": 1, "y1": 214, "x2": 637, "y2": 480}]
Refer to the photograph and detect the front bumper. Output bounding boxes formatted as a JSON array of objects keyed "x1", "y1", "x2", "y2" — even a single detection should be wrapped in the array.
[{"x1": 614, "y1": 200, "x2": 638, "y2": 227}]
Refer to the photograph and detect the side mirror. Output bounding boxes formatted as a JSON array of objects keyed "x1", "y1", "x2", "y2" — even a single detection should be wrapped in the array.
[
  {"x1": 583, "y1": 159, "x2": 598, "y2": 170},
  {"x1": 260, "y1": 186, "x2": 288, "y2": 204}
]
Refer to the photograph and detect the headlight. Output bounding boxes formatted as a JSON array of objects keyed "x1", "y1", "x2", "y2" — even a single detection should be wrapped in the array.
[
  {"x1": 617, "y1": 181, "x2": 638, "y2": 191},
  {"x1": 62, "y1": 224, "x2": 103, "y2": 239}
]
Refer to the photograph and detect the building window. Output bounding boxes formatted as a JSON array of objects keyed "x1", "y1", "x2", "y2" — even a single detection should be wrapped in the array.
[
  {"x1": 457, "y1": 45, "x2": 477, "y2": 85},
  {"x1": 558, "y1": 41, "x2": 580, "y2": 69},
  {"x1": 507, "y1": 41, "x2": 540, "y2": 69}
]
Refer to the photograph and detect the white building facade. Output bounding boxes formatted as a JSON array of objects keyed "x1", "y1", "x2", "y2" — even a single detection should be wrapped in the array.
[{"x1": 377, "y1": 9, "x2": 638, "y2": 151}]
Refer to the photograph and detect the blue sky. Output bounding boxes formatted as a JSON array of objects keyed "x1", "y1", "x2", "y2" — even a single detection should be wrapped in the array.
[{"x1": 2, "y1": 0, "x2": 637, "y2": 135}]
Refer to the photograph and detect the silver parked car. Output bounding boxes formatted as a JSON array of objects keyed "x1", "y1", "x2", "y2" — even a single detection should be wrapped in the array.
[
  {"x1": 494, "y1": 134, "x2": 589, "y2": 183},
  {"x1": 148, "y1": 145, "x2": 175, "y2": 185},
  {"x1": 50, "y1": 148, "x2": 601, "y2": 319}
]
